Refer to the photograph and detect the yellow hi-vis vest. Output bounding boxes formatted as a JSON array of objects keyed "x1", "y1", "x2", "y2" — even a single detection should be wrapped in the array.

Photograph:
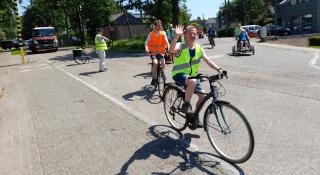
[
  {"x1": 171, "y1": 44, "x2": 202, "y2": 77},
  {"x1": 95, "y1": 34, "x2": 107, "y2": 51}
]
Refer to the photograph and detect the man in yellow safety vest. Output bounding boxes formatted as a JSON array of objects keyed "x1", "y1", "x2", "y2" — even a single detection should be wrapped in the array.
[
  {"x1": 95, "y1": 29, "x2": 109, "y2": 72},
  {"x1": 169, "y1": 25, "x2": 225, "y2": 116}
]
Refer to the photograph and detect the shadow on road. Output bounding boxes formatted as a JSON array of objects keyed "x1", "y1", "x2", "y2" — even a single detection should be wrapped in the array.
[
  {"x1": 117, "y1": 125, "x2": 244, "y2": 175},
  {"x1": 49, "y1": 54, "x2": 75, "y2": 62},
  {"x1": 122, "y1": 85, "x2": 162, "y2": 104},
  {"x1": 79, "y1": 70, "x2": 102, "y2": 76},
  {"x1": 227, "y1": 53, "x2": 252, "y2": 57},
  {"x1": 133, "y1": 71, "x2": 152, "y2": 79},
  {"x1": 106, "y1": 50, "x2": 146, "y2": 59}
]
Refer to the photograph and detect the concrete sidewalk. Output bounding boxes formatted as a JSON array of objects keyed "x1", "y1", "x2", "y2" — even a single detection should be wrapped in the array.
[{"x1": 0, "y1": 51, "x2": 240, "y2": 175}]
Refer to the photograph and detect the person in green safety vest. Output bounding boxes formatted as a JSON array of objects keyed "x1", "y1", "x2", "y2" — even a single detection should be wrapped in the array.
[
  {"x1": 95, "y1": 29, "x2": 109, "y2": 72},
  {"x1": 169, "y1": 25, "x2": 225, "y2": 120},
  {"x1": 166, "y1": 24, "x2": 175, "y2": 42}
]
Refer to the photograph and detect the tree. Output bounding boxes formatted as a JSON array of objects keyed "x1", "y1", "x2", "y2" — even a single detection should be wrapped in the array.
[
  {"x1": 0, "y1": 0, "x2": 16, "y2": 39},
  {"x1": 22, "y1": 0, "x2": 117, "y2": 45},
  {"x1": 171, "y1": 0, "x2": 179, "y2": 26},
  {"x1": 179, "y1": 1, "x2": 191, "y2": 26},
  {"x1": 217, "y1": 0, "x2": 271, "y2": 26}
]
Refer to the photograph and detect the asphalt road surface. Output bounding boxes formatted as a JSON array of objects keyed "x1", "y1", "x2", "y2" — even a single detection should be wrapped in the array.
[{"x1": 1, "y1": 37, "x2": 319, "y2": 175}]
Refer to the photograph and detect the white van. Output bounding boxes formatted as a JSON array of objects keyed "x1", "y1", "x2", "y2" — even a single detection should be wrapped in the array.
[{"x1": 242, "y1": 25, "x2": 261, "y2": 34}]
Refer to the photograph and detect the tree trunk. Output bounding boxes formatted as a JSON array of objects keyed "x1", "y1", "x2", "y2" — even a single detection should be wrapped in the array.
[
  {"x1": 63, "y1": 7, "x2": 69, "y2": 46},
  {"x1": 172, "y1": 0, "x2": 179, "y2": 26},
  {"x1": 75, "y1": 0, "x2": 84, "y2": 47},
  {"x1": 122, "y1": 8, "x2": 132, "y2": 39}
]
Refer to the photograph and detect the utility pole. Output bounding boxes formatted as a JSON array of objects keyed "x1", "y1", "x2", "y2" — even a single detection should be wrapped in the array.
[
  {"x1": 202, "y1": 13, "x2": 205, "y2": 32},
  {"x1": 12, "y1": 0, "x2": 25, "y2": 64},
  {"x1": 224, "y1": 0, "x2": 228, "y2": 36}
]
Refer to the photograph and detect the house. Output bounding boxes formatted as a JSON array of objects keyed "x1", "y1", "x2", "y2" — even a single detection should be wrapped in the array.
[
  {"x1": 205, "y1": 17, "x2": 219, "y2": 30},
  {"x1": 275, "y1": 0, "x2": 320, "y2": 34},
  {"x1": 100, "y1": 12, "x2": 149, "y2": 40}
]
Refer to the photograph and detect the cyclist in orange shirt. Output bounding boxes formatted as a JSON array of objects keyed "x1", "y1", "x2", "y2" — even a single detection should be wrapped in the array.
[{"x1": 145, "y1": 20, "x2": 170, "y2": 86}]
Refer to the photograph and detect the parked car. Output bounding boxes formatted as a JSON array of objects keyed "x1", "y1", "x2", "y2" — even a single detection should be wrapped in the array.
[
  {"x1": 266, "y1": 25, "x2": 290, "y2": 36},
  {"x1": 242, "y1": 25, "x2": 261, "y2": 35},
  {"x1": 0, "y1": 40, "x2": 19, "y2": 50}
]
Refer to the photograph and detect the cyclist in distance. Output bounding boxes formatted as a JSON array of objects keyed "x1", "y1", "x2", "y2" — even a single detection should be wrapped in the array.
[
  {"x1": 238, "y1": 28, "x2": 251, "y2": 50},
  {"x1": 207, "y1": 26, "x2": 216, "y2": 45},
  {"x1": 145, "y1": 20, "x2": 170, "y2": 87},
  {"x1": 169, "y1": 25, "x2": 225, "y2": 115}
]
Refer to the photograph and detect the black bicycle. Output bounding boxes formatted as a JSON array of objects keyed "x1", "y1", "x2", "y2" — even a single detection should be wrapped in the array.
[
  {"x1": 149, "y1": 52, "x2": 166, "y2": 97},
  {"x1": 162, "y1": 71, "x2": 254, "y2": 164},
  {"x1": 73, "y1": 48, "x2": 92, "y2": 64},
  {"x1": 209, "y1": 36, "x2": 216, "y2": 48}
]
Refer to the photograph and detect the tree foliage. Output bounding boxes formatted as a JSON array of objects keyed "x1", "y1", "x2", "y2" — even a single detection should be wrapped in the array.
[
  {"x1": 0, "y1": 0, "x2": 16, "y2": 39},
  {"x1": 217, "y1": 0, "x2": 272, "y2": 26},
  {"x1": 1, "y1": 0, "x2": 191, "y2": 43}
]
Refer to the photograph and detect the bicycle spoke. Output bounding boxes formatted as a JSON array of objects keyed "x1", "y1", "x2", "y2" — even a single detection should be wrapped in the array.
[
  {"x1": 163, "y1": 86, "x2": 187, "y2": 131},
  {"x1": 205, "y1": 102, "x2": 254, "y2": 163}
]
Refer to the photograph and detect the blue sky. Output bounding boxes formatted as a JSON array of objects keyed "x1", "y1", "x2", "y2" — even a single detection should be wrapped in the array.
[
  {"x1": 186, "y1": 0, "x2": 225, "y2": 19},
  {"x1": 19, "y1": 0, "x2": 224, "y2": 19}
]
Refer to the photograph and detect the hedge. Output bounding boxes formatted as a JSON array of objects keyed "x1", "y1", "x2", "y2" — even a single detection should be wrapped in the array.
[
  {"x1": 309, "y1": 36, "x2": 320, "y2": 46},
  {"x1": 217, "y1": 27, "x2": 236, "y2": 37},
  {"x1": 112, "y1": 37, "x2": 145, "y2": 51}
]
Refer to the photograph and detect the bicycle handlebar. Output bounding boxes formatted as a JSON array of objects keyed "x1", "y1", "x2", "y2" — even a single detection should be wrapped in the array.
[{"x1": 188, "y1": 70, "x2": 228, "y2": 82}]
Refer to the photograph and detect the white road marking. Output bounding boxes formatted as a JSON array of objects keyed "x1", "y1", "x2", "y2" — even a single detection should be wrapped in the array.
[
  {"x1": 20, "y1": 69, "x2": 31, "y2": 72},
  {"x1": 36, "y1": 54, "x2": 201, "y2": 151},
  {"x1": 39, "y1": 66, "x2": 51, "y2": 70},
  {"x1": 308, "y1": 53, "x2": 320, "y2": 70},
  {"x1": 208, "y1": 55, "x2": 225, "y2": 59},
  {"x1": 20, "y1": 64, "x2": 47, "y2": 69},
  {"x1": 20, "y1": 66, "x2": 31, "y2": 69}
]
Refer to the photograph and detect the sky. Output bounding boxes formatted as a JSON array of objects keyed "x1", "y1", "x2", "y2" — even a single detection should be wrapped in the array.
[
  {"x1": 19, "y1": 0, "x2": 225, "y2": 19},
  {"x1": 186, "y1": 0, "x2": 225, "y2": 19},
  {"x1": 18, "y1": 0, "x2": 30, "y2": 16}
]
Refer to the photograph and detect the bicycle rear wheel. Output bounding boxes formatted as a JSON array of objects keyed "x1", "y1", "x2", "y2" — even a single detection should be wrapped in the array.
[
  {"x1": 163, "y1": 85, "x2": 187, "y2": 131},
  {"x1": 157, "y1": 67, "x2": 166, "y2": 97},
  {"x1": 204, "y1": 101, "x2": 254, "y2": 163},
  {"x1": 74, "y1": 56, "x2": 85, "y2": 64}
]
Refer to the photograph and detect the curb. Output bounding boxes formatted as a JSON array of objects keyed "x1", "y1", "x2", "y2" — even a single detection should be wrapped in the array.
[{"x1": 253, "y1": 41, "x2": 320, "y2": 53}]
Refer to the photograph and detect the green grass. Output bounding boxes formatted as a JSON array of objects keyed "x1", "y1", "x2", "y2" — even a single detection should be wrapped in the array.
[
  {"x1": 112, "y1": 38, "x2": 145, "y2": 52},
  {"x1": 11, "y1": 49, "x2": 21, "y2": 55},
  {"x1": 309, "y1": 46, "x2": 320, "y2": 49}
]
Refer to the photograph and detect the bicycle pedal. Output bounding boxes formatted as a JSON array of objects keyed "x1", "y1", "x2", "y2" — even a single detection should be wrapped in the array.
[{"x1": 188, "y1": 123, "x2": 198, "y2": 130}]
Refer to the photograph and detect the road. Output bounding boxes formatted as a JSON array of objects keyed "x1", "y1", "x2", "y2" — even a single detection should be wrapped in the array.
[{"x1": 0, "y1": 37, "x2": 320, "y2": 175}]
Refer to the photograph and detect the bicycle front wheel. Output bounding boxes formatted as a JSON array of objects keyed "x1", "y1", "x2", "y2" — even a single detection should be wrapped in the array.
[
  {"x1": 204, "y1": 101, "x2": 254, "y2": 163},
  {"x1": 163, "y1": 85, "x2": 187, "y2": 131}
]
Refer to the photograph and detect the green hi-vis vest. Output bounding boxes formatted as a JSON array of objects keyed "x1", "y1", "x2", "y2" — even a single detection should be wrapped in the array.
[
  {"x1": 171, "y1": 44, "x2": 202, "y2": 77},
  {"x1": 95, "y1": 34, "x2": 107, "y2": 51}
]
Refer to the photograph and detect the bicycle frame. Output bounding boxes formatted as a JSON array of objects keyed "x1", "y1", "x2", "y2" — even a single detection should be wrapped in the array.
[
  {"x1": 149, "y1": 53, "x2": 166, "y2": 97},
  {"x1": 187, "y1": 75, "x2": 230, "y2": 131}
]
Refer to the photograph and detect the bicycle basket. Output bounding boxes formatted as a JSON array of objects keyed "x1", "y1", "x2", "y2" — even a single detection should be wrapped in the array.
[{"x1": 73, "y1": 48, "x2": 83, "y2": 57}]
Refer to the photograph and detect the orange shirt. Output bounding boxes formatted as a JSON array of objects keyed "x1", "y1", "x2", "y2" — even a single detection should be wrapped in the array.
[{"x1": 147, "y1": 31, "x2": 167, "y2": 53}]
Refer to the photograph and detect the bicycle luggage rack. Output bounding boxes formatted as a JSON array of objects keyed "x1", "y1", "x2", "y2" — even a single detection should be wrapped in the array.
[
  {"x1": 73, "y1": 48, "x2": 83, "y2": 57},
  {"x1": 73, "y1": 48, "x2": 91, "y2": 64}
]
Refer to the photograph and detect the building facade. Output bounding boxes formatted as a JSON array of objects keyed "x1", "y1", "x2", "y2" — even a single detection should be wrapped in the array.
[
  {"x1": 275, "y1": 0, "x2": 320, "y2": 34},
  {"x1": 101, "y1": 13, "x2": 148, "y2": 40}
]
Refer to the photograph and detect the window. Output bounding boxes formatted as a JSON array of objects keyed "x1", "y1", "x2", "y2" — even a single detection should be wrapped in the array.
[
  {"x1": 290, "y1": 0, "x2": 296, "y2": 5},
  {"x1": 291, "y1": 16, "x2": 302, "y2": 33},
  {"x1": 302, "y1": 14, "x2": 312, "y2": 32}
]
